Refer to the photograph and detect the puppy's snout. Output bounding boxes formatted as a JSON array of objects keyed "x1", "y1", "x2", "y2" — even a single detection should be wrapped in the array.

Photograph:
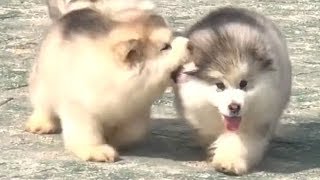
[{"x1": 228, "y1": 103, "x2": 241, "y2": 114}]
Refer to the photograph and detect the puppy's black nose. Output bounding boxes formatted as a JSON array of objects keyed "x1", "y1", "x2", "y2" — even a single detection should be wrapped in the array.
[{"x1": 228, "y1": 103, "x2": 241, "y2": 114}]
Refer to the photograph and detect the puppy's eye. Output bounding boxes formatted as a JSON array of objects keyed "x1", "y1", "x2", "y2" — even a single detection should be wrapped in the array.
[
  {"x1": 160, "y1": 43, "x2": 171, "y2": 51},
  {"x1": 216, "y1": 82, "x2": 225, "y2": 91},
  {"x1": 239, "y1": 80, "x2": 248, "y2": 89}
]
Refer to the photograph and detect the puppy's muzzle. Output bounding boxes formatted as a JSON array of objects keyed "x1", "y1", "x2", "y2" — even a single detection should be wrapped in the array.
[{"x1": 228, "y1": 103, "x2": 241, "y2": 116}]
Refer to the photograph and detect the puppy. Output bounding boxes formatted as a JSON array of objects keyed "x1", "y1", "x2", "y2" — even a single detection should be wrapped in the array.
[
  {"x1": 26, "y1": 4, "x2": 192, "y2": 162},
  {"x1": 172, "y1": 7, "x2": 291, "y2": 175}
]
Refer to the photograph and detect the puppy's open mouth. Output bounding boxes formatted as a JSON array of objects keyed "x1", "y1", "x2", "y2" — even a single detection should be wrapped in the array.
[
  {"x1": 223, "y1": 116, "x2": 241, "y2": 131},
  {"x1": 171, "y1": 66, "x2": 183, "y2": 83},
  {"x1": 171, "y1": 66, "x2": 191, "y2": 84},
  {"x1": 171, "y1": 63, "x2": 198, "y2": 84}
]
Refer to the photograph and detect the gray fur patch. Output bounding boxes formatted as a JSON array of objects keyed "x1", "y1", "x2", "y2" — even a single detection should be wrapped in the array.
[
  {"x1": 186, "y1": 7, "x2": 277, "y2": 81},
  {"x1": 60, "y1": 8, "x2": 113, "y2": 39}
]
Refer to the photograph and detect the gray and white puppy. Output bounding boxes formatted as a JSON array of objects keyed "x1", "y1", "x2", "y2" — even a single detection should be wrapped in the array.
[{"x1": 172, "y1": 7, "x2": 291, "y2": 175}]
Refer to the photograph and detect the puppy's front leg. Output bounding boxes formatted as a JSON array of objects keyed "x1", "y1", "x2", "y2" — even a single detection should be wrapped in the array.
[
  {"x1": 59, "y1": 105, "x2": 118, "y2": 162},
  {"x1": 160, "y1": 36, "x2": 192, "y2": 73},
  {"x1": 25, "y1": 82, "x2": 61, "y2": 134},
  {"x1": 208, "y1": 132, "x2": 268, "y2": 175}
]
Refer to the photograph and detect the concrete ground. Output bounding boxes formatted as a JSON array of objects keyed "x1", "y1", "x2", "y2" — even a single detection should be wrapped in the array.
[{"x1": 0, "y1": 0, "x2": 319, "y2": 179}]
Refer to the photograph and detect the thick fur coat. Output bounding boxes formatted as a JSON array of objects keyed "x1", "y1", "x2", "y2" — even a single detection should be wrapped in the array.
[
  {"x1": 173, "y1": 7, "x2": 291, "y2": 175},
  {"x1": 26, "y1": 4, "x2": 191, "y2": 161}
]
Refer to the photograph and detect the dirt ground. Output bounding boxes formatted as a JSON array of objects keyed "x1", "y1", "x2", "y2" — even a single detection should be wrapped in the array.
[{"x1": 0, "y1": 0, "x2": 319, "y2": 179}]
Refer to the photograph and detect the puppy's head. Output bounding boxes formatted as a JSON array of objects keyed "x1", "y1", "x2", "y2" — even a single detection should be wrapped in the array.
[
  {"x1": 59, "y1": 5, "x2": 177, "y2": 71},
  {"x1": 176, "y1": 25, "x2": 275, "y2": 131},
  {"x1": 105, "y1": 11, "x2": 174, "y2": 68}
]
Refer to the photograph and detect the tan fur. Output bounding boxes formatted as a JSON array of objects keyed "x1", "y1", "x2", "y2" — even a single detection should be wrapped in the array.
[{"x1": 26, "y1": 8, "x2": 191, "y2": 162}]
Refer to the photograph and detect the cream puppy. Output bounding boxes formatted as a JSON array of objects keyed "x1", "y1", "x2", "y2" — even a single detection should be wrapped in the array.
[{"x1": 26, "y1": 5, "x2": 192, "y2": 162}]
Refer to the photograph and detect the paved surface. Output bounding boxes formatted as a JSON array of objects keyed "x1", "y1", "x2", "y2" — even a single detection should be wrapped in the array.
[{"x1": 0, "y1": 0, "x2": 319, "y2": 179}]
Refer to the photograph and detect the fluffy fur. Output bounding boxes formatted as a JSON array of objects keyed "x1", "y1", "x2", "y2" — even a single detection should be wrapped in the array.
[
  {"x1": 26, "y1": 5, "x2": 192, "y2": 162},
  {"x1": 172, "y1": 7, "x2": 291, "y2": 175}
]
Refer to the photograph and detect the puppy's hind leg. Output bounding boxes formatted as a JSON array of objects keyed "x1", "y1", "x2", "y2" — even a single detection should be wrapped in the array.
[
  {"x1": 26, "y1": 107, "x2": 60, "y2": 134},
  {"x1": 59, "y1": 105, "x2": 118, "y2": 162},
  {"x1": 109, "y1": 112, "x2": 150, "y2": 149},
  {"x1": 25, "y1": 83, "x2": 61, "y2": 134}
]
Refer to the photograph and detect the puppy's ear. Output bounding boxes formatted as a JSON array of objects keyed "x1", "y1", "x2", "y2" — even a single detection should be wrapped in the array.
[
  {"x1": 250, "y1": 45, "x2": 275, "y2": 71},
  {"x1": 114, "y1": 39, "x2": 143, "y2": 66}
]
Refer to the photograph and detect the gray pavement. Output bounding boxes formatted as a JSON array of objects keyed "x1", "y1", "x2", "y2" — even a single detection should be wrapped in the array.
[{"x1": 0, "y1": 0, "x2": 319, "y2": 179}]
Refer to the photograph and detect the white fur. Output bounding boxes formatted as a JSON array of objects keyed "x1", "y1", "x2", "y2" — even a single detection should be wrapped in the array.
[
  {"x1": 208, "y1": 88, "x2": 246, "y2": 117},
  {"x1": 173, "y1": 55, "x2": 291, "y2": 175},
  {"x1": 173, "y1": 7, "x2": 292, "y2": 174}
]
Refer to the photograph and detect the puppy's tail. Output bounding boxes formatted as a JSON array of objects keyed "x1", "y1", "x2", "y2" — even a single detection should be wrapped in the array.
[
  {"x1": 106, "y1": 0, "x2": 155, "y2": 12},
  {"x1": 65, "y1": 0, "x2": 156, "y2": 18},
  {"x1": 137, "y1": 0, "x2": 155, "y2": 10},
  {"x1": 103, "y1": 0, "x2": 156, "y2": 21}
]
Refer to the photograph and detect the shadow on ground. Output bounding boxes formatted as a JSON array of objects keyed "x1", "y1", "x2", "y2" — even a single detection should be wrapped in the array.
[
  {"x1": 260, "y1": 121, "x2": 320, "y2": 174},
  {"x1": 121, "y1": 118, "x2": 206, "y2": 162},
  {"x1": 122, "y1": 117, "x2": 320, "y2": 174}
]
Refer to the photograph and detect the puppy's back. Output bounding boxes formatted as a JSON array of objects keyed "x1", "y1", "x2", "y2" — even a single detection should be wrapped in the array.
[{"x1": 59, "y1": 8, "x2": 114, "y2": 39}]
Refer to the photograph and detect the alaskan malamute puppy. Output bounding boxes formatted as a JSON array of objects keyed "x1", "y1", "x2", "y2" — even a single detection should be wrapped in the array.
[
  {"x1": 172, "y1": 7, "x2": 291, "y2": 175},
  {"x1": 46, "y1": 0, "x2": 154, "y2": 20},
  {"x1": 25, "y1": 4, "x2": 192, "y2": 162}
]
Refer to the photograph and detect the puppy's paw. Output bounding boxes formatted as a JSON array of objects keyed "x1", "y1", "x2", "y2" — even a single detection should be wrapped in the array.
[
  {"x1": 171, "y1": 36, "x2": 189, "y2": 49},
  {"x1": 170, "y1": 36, "x2": 192, "y2": 64},
  {"x1": 72, "y1": 144, "x2": 119, "y2": 162},
  {"x1": 210, "y1": 152, "x2": 248, "y2": 175},
  {"x1": 25, "y1": 113, "x2": 60, "y2": 134},
  {"x1": 208, "y1": 133, "x2": 250, "y2": 175}
]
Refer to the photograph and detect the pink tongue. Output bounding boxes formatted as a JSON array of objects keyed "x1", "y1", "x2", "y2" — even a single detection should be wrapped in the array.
[
  {"x1": 176, "y1": 73, "x2": 191, "y2": 83},
  {"x1": 224, "y1": 116, "x2": 241, "y2": 131}
]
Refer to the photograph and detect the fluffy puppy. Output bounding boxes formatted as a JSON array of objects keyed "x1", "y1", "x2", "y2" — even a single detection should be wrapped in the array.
[
  {"x1": 26, "y1": 4, "x2": 192, "y2": 162},
  {"x1": 172, "y1": 7, "x2": 291, "y2": 175}
]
